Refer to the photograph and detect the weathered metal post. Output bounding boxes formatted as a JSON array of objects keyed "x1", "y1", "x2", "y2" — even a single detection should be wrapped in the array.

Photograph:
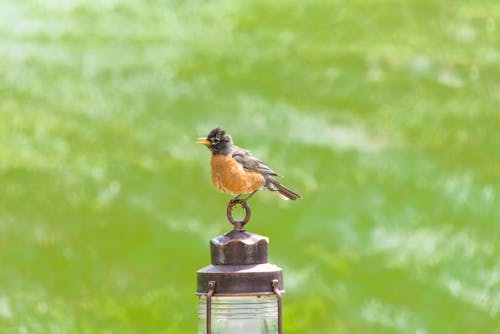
[{"x1": 196, "y1": 199, "x2": 284, "y2": 334}]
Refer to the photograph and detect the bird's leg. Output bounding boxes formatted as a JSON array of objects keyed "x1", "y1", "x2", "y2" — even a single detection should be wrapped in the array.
[{"x1": 243, "y1": 190, "x2": 258, "y2": 201}]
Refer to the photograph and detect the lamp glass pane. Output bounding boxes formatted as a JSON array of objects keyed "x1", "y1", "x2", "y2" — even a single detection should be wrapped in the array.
[{"x1": 198, "y1": 295, "x2": 278, "y2": 334}]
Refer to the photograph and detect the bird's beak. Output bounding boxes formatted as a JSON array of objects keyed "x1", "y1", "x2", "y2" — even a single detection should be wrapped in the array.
[{"x1": 196, "y1": 137, "x2": 211, "y2": 146}]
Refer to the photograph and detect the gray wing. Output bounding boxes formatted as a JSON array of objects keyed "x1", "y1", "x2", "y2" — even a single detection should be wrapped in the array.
[{"x1": 232, "y1": 148, "x2": 279, "y2": 176}]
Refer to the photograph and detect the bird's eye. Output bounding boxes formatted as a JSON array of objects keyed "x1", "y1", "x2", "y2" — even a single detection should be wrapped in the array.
[{"x1": 212, "y1": 137, "x2": 220, "y2": 144}]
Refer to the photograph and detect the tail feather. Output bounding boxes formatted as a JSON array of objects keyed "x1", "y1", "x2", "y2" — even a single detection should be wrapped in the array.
[{"x1": 267, "y1": 179, "x2": 302, "y2": 200}]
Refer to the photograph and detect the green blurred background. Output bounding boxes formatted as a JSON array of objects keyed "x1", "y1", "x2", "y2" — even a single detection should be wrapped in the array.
[{"x1": 1, "y1": 0, "x2": 499, "y2": 333}]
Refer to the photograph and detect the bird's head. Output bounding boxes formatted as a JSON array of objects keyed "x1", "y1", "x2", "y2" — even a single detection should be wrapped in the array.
[{"x1": 197, "y1": 128, "x2": 233, "y2": 154}]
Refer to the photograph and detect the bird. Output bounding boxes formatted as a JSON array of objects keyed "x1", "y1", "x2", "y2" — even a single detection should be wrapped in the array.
[{"x1": 197, "y1": 128, "x2": 301, "y2": 201}]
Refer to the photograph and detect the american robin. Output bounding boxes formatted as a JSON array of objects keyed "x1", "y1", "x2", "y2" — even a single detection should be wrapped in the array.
[{"x1": 197, "y1": 128, "x2": 301, "y2": 201}]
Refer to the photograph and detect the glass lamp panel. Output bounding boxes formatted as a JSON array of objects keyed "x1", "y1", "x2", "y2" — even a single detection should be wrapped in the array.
[{"x1": 198, "y1": 295, "x2": 278, "y2": 334}]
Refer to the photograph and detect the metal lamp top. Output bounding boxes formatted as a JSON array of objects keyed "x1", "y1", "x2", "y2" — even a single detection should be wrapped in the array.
[{"x1": 196, "y1": 199, "x2": 284, "y2": 296}]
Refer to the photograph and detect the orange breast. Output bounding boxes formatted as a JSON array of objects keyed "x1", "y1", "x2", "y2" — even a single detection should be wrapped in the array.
[{"x1": 210, "y1": 155, "x2": 265, "y2": 195}]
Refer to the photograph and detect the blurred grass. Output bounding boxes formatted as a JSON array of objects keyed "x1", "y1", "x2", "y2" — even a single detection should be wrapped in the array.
[{"x1": 1, "y1": 0, "x2": 499, "y2": 333}]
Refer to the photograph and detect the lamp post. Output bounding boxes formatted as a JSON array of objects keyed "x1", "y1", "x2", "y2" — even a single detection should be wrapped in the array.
[{"x1": 196, "y1": 199, "x2": 284, "y2": 334}]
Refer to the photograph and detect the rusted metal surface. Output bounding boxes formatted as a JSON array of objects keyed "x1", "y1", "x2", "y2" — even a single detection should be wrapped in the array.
[
  {"x1": 197, "y1": 263, "x2": 283, "y2": 295},
  {"x1": 210, "y1": 231, "x2": 268, "y2": 265},
  {"x1": 205, "y1": 281, "x2": 216, "y2": 334},
  {"x1": 226, "y1": 199, "x2": 251, "y2": 231},
  {"x1": 272, "y1": 279, "x2": 283, "y2": 334}
]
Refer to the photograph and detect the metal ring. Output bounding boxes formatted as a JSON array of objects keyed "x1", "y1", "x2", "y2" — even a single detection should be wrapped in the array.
[{"x1": 226, "y1": 199, "x2": 251, "y2": 230}]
